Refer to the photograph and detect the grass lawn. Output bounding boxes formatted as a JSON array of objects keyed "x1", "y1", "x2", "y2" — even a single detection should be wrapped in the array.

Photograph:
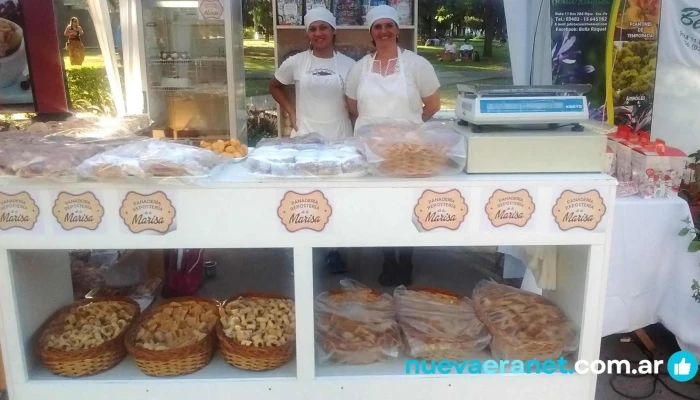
[
  {"x1": 417, "y1": 43, "x2": 511, "y2": 72},
  {"x1": 244, "y1": 39, "x2": 275, "y2": 73},
  {"x1": 63, "y1": 49, "x2": 106, "y2": 70},
  {"x1": 246, "y1": 78, "x2": 271, "y2": 97}
]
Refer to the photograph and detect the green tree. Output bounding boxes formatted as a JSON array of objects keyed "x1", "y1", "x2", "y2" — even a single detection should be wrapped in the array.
[{"x1": 249, "y1": 0, "x2": 273, "y2": 41}]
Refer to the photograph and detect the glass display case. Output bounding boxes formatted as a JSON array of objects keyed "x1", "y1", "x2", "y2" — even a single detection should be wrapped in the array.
[{"x1": 141, "y1": 0, "x2": 246, "y2": 141}]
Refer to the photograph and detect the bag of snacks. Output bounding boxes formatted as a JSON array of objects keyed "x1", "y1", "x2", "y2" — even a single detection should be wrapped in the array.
[
  {"x1": 394, "y1": 286, "x2": 491, "y2": 360},
  {"x1": 76, "y1": 139, "x2": 226, "y2": 179},
  {"x1": 315, "y1": 279, "x2": 401, "y2": 364},
  {"x1": 472, "y1": 280, "x2": 578, "y2": 361},
  {"x1": 356, "y1": 121, "x2": 466, "y2": 177}
]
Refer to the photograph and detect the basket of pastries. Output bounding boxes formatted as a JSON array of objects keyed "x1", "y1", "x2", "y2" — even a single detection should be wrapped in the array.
[
  {"x1": 472, "y1": 281, "x2": 578, "y2": 361},
  {"x1": 125, "y1": 297, "x2": 219, "y2": 376},
  {"x1": 315, "y1": 280, "x2": 401, "y2": 364},
  {"x1": 216, "y1": 293, "x2": 296, "y2": 371},
  {"x1": 394, "y1": 286, "x2": 491, "y2": 360},
  {"x1": 356, "y1": 121, "x2": 466, "y2": 178},
  {"x1": 36, "y1": 297, "x2": 140, "y2": 377}
]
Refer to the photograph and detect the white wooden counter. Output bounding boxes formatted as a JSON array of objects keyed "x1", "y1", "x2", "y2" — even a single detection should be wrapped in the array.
[{"x1": 0, "y1": 164, "x2": 617, "y2": 400}]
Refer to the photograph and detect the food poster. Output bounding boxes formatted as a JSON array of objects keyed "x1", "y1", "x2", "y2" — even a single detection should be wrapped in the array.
[
  {"x1": 0, "y1": 0, "x2": 33, "y2": 109},
  {"x1": 335, "y1": 0, "x2": 361, "y2": 26},
  {"x1": 277, "y1": 0, "x2": 302, "y2": 26},
  {"x1": 389, "y1": 0, "x2": 411, "y2": 26},
  {"x1": 607, "y1": 0, "x2": 661, "y2": 132},
  {"x1": 306, "y1": 0, "x2": 332, "y2": 13},
  {"x1": 549, "y1": 0, "x2": 662, "y2": 132},
  {"x1": 550, "y1": 0, "x2": 614, "y2": 122},
  {"x1": 362, "y1": 0, "x2": 386, "y2": 25}
]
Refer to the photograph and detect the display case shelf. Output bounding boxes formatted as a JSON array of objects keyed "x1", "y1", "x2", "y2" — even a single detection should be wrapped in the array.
[
  {"x1": 0, "y1": 171, "x2": 616, "y2": 400},
  {"x1": 149, "y1": 58, "x2": 228, "y2": 65}
]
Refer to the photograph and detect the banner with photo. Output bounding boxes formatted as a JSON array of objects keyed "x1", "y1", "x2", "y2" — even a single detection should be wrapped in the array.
[
  {"x1": 550, "y1": 0, "x2": 661, "y2": 132},
  {"x1": 0, "y1": 0, "x2": 34, "y2": 110}
]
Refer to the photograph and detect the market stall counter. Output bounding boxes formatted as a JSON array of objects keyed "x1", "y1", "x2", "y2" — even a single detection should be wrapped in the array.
[
  {"x1": 0, "y1": 162, "x2": 616, "y2": 400},
  {"x1": 0, "y1": 117, "x2": 616, "y2": 400}
]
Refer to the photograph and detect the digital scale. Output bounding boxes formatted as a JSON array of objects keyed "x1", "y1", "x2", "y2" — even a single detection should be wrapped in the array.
[
  {"x1": 452, "y1": 84, "x2": 609, "y2": 174},
  {"x1": 455, "y1": 84, "x2": 592, "y2": 132}
]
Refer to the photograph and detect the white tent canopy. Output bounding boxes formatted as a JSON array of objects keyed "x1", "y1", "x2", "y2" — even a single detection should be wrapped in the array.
[{"x1": 503, "y1": 0, "x2": 700, "y2": 154}]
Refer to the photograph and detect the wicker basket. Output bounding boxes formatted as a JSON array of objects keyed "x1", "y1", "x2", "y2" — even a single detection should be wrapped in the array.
[
  {"x1": 396, "y1": 287, "x2": 490, "y2": 360},
  {"x1": 36, "y1": 296, "x2": 140, "y2": 377},
  {"x1": 216, "y1": 293, "x2": 295, "y2": 371},
  {"x1": 125, "y1": 297, "x2": 219, "y2": 377},
  {"x1": 316, "y1": 288, "x2": 401, "y2": 364}
]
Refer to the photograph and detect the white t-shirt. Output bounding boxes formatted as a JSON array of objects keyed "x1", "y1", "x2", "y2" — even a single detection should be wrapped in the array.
[
  {"x1": 345, "y1": 50, "x2": 440, "y2": 117},
  {"x1": 460, "y1": 44, "x2": 474, "y2": 51},
  {"x1": 274, "y1": 50, "x2": 356, "y2": 92},
  {"x1": 444, "y1": 43, "x2": 456, "y2": 52}
]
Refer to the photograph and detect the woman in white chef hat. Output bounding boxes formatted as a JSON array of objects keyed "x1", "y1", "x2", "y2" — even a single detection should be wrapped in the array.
[
  {"x1": 345, "y1": 5, "x2": 441, "y2": 133},
  {"x1": 345, "y1": 5, "x2": 441, "y2": 286},
  {"x1": 269, "y1": 7, "x2": 356, "y2": 141}
]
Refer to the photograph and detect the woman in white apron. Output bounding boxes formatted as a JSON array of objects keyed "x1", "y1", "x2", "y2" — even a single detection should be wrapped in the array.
[
  {"x1": 269, "y1": 7, "x2": 355, "y2": 142},
  {"x1": 269, "y1": 8, "x2": 355, "y2": 273},
  {"x1": 345, "y1": 5, "x2": 441, "y2": 286}
]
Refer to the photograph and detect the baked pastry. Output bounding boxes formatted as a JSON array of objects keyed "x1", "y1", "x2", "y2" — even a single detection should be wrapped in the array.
[
  {"x1": 472, "y1": 281, "x2": 577, "y2": 361},
  {"x1": 41, "y1": 300, "x2": 137, "y2": 351},
  {"x1": 394, "y1": 286, "x2": 490, "y2": 360},
  {"x1": 316, "y1": 152, "x2": 342, "y2": 176},
  {"x1": 270, "y1": 161, "x2": 297, "y2": 176},
  {"x1": 134, "y1": 300, "x2": 218, "y2": 351},
  {"x1": 77, "y1": 139, "x2": 226, "y2": 179},
  {"x1": 219, "y1": 296, "x2": 295, "y2": 347},
  {"x1": 315, "y1": 283, "x2": 401, "y2": 364},
  {"x1": 339, "y1": 153, "x2": 366, "y2": 174},
  {"x1": 247, "y1": 155, "x2": 272, "y2": 174},
  {"x1": 295, "y1": 152, "x2": 319, "y2": 176}
]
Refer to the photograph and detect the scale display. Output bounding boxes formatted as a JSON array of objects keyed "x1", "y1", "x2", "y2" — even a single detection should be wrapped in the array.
[{"x1": 479, "y1": 98, "x2": 585, "y2": 114}]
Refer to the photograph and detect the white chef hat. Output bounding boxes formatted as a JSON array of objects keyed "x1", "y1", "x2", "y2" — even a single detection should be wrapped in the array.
[
  {"x1": 366, "y1": 5, "x2": 399, "y2": 29},
  {"x1": 304, "y1": 7, "x2": 336, "y2": 30}
]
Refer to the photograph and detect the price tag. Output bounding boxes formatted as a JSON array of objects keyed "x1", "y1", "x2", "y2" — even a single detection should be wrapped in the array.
[
  {"x1": 277, "y1": 190, "x2": 332, "y2": 232},
  {"x1": 120, "y1": 191, "x2": 177, "y2": 234},
  {"x1": 552, "y1": 189, "x2": 606, "y2": 231},
  {"x1": 485, "y1": 189, "x2": 535, "y2": 228},
  {"x1": 0, "y1": 191, "x2": 39, "y2": 231},
  {"x1": 413, "y1": 189, "x2": 468, "y2": 232},
  {"x1": 52, "y1": 191, "x2": 104, "y2": 231}
]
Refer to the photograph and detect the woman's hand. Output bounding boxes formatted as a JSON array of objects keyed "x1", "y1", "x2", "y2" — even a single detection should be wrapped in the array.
[
  {"x1": 269, "y1": 77, "x2": 298, "y2": 131},
  {"x1": 287, "y1": 110, "x2": 298, "y2": 132},
  {"x1": 421, "y1": 91, "x2": 441, "y2": 122}
]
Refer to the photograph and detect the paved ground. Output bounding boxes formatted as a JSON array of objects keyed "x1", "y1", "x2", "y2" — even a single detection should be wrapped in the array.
[{"x1": 596, "y1": 324, "x2": 700, "y2": 399}]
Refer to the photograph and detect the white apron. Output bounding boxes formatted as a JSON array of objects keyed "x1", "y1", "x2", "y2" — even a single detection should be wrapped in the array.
[
  {"x1": 293, "y1": 51, "x2": 353, "y2": 142},
  {"x1": 354, "y1": 50, "x2": 423, "y2": 134}
]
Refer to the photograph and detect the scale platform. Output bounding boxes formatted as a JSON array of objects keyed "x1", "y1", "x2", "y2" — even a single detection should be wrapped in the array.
[
  {"x1": 455, "y1": 121, "x2": 608, "y2": 174},
  {"x1": 455, "y1": 84, "x2": 592, "y2": 132}
]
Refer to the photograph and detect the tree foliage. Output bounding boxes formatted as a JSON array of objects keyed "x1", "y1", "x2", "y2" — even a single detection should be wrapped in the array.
[{"x1": 418, "y1": 0, "x2": 505, "y2": 57}]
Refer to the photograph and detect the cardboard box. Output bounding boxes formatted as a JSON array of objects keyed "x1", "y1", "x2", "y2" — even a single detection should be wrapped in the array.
[
  {"x1": 605, "y1": 144, "x2": 615, "y2": 176},
  {"x1": 609, "y1": 126, "x2": 649, "y2": 182},
  {"x1": 631, "y1": 140, "x2": 692, "y2": 198}
]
